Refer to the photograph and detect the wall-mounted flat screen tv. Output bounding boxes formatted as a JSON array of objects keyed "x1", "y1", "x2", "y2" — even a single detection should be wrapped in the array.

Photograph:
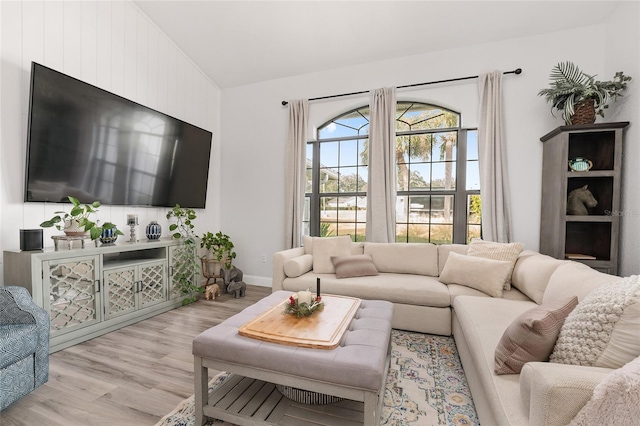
[{"x1": 25, "y1": 62, "x2": 212, "y2": 208}]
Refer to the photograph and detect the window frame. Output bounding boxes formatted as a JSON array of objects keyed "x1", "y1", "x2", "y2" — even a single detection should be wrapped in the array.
[{"x1": 305, "y1": 102, "x2": 480, "y2": 244}]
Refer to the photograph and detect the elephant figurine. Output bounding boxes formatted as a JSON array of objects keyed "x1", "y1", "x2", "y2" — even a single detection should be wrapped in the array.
[
  {"x1": 227, "y1": 280, "x2": 246, "y2": 298},
  {"x1": 220, "y1": 266, "x2": 243, "y2": 293}
]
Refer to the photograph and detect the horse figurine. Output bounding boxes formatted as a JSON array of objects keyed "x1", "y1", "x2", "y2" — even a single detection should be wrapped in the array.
[{"x1": 567, "y1": 185, "x2": 597, "y2": 215}]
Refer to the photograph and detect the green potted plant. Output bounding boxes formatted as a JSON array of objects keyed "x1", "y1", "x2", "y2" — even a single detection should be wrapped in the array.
[
  {"x1": 538, "y1": 61, "x2": 632, "y2": 125},
  {"x1": 40, "y1": 196, "x2": 123, "y2": 241},
  {"x1": 166, "y1": 204, "x2": 202, "y2": 305},
  {"x1": 200, "y1": 231, "x2": 236, "y2": 269}
]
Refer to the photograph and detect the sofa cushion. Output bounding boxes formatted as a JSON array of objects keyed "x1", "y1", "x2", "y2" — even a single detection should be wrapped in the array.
[
  {"x1": 511, "y1": 250, "x2": 564, "y2": 304},
  {"x1": 437, "y1": 244, "x2": 469, "y2": 275},
  {"x1": 439, "y1": 252, "x2": 511, "y2": 297},
  {"x1": 283, "y1": 273, "x2": 451, "y2": 307},
  {"x1": 283, "y1": 254, "x2": 313, "y2": 278},
  {"x1": 468, "y1": 239, "x2": 523, "y2": 290},
  {"x1": 364, "y1": 242, "x2": 438, "y2": 276},
  {"x1": 331, "y1": 254, "x2": 379, "y2": 279},
  {"x1": 542, "y1": 261, "x2": 615, "y2": 305},
  {"x1": 311, "y1": 236, "x2": 352, "y2": 273},
  {"x1": 494, "y1": 296, "x2": 578, "y2": 375},
  {"x1": 453, "y1": 296, "x2": 538, "y2": 425},
  {"x1": 551, "y1": 275, "x2": 640, "y2": 369}
]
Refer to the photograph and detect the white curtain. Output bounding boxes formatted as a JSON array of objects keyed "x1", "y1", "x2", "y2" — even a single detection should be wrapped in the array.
[
  {"x1": 478, "y1": 71, "x2": 513, "y2": 243},
  {"x1": 284, "y1": 99, "x2": 309, "y2": 249},
  {"x1": 366, "y1": 87, "x2": 397, "y2": 243}
]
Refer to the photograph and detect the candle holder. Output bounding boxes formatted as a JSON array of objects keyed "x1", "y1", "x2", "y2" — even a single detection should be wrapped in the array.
[
  {"x1": 282, "y1": 292, "x2": 324, "y2": 318},
  {"x1": 126, "y1": 214, "x2": 138, "y2": 243}
]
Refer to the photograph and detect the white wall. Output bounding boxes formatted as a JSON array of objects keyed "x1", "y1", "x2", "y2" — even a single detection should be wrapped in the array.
[
  {"x1": 222, "y1": 21, "x2": 640, "y2": 285},
  {"x1": 0, "y1": 0, "x2": 221, "y2": 282},
  {"x1": 605, "y1": 1, "x2": 640, "y2": 276}
]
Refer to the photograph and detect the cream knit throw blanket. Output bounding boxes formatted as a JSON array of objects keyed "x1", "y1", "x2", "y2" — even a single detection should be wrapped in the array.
[{"x1": 569, "y1": 355, "x2": 640, "y2": 426}]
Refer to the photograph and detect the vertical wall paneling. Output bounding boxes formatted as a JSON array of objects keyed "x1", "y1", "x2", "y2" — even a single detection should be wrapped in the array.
[
  {"x1": 63, "y1": 1, "x2": 82, "y2": 77},
  {"x1": 43, "y1": 1, "x2": 64, "y2": 71},
  {"x1": 0, "y1": 1, "x2": 221, "y2": 282},
  {"x1": 96, "y1": 1, "x2": 112, "y2": 90},
  {"x1": 110, "y1": 0, "x2": 125, "y2": 95},
  {"x1": 80, "y1": 0, "x2": 97, "y2": 85},
  {"x1": 147, "y1": 25, "x2": 159, "y2": 110},
  {"x1": 135, "y1": 11, "x2": 148, "y2": 105}
]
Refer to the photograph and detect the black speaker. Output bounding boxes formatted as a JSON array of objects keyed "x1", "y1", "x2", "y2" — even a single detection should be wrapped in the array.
[{"x1": 20, "y1": 229, "x2": 43, "y2": 251}]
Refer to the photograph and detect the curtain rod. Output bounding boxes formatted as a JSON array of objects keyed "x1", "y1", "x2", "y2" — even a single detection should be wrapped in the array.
[{"x1": 281, "y1": 68, "x2": 522, "y2": 106}]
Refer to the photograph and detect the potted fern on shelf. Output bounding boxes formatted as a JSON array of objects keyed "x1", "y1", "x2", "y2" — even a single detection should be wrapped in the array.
[{"x1": 538, "y1": 61, "x2": 631, "y2": 125}]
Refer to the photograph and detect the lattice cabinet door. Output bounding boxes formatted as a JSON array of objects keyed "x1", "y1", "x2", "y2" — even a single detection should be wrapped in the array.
[
  {"x1": 139, "y1": 260, "x2": 167, "y2": 309},
  {"x1": 103, "y1": 266, "x2": 138, "y2": 320},
  {"x1": 43, "y1": 255, "x2": 102, "y2": 337},
  {"x1": 168, "y1": 244, "x2": 198, "y2": 300}
]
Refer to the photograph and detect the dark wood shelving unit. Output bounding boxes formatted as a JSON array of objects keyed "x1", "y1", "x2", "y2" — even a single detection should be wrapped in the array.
[{"x1": 539, "y1": 122, "x2": 629, "y2": 275}]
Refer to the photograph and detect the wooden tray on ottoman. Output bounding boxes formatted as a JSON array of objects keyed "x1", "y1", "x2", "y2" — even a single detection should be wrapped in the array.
[{"x1": 238, "y1": 294, "x2": 361, "y2": 349}]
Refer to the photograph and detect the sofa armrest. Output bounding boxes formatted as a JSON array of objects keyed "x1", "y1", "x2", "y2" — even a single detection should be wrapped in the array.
[
  {"x1": 272, "y1": 247, "x2": 306, "y2": 292},
  {"x1": 520, "y1": 361, "x2": 612, "y2": 426}
]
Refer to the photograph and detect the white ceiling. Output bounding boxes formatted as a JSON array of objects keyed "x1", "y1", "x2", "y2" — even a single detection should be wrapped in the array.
[{"x1": 134, "y1": 1, "x2": 622, "y2": 89}]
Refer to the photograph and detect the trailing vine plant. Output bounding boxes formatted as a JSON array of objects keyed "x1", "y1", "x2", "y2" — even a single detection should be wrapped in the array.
[{"x1": 166, "y1": 204, "x2": 202, "y2": 305}]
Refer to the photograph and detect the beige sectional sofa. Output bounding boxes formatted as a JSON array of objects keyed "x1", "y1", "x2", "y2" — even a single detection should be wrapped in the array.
[{"x1": 272, "y1": 239, "x2": 634, "y2": 426}]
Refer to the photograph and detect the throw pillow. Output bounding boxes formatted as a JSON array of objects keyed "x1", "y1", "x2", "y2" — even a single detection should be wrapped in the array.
[
  {"x1": 468, "y1": 239, "x2": 524, "y2": 291},
  {"x1": 312, "y1": 236, "x2": 352, "y2": 274},
  {"x1": 568, "y1": 355, "x2": 640, "y2": 426},
  {"x1": 494, "y1": 296, "x2": 579, "y2": 375},
  {"x1": 331, "y1": 254, "x2": 379, "y2": 279},
  {"x1": 284, "y1": 254, "x2": 313, "y2": 278},
  {"x1": 550, "y1": 275, "x2": 640, "y2": 369},
  {"x1": 438, "y1": 252, "x2": 512, "y2": 298}
]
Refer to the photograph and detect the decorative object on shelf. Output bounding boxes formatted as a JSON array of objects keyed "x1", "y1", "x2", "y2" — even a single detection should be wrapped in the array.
[
  {"x1": 204, "y1": 284, "x2": 221, "y2": 300},
  {"x1": 538, "y1": 62, "x2": 632, "y2": 125},
  {"x1": 227, "y1": 280, "x2": 246, "y2": 298},
  {"x1": 40, "y1": 196, "x2": 122, "y2": 241},
  {"x1": 569, "y1": 157, "x2": 593, "y2": 172},
  {"x1": 283, "y1": 291, "x2": 324, "y2": 318},
  {"x1": 99, "y1": 226, "x2": 120, "y2": 245},
  {"x1": 166, "y1": 204, "x2": 202, "y2": 305},
  {"x1": 127, "y1": 214, "x2": 138, "y2": 243},
  {"x1": 275, "y1": 384, "x2": 344, "y2": 405},
  {"x1": 51, "y1": 235, "x2": 98, "y2": 250},
  {"x1": 567, "y1": 185, "x2": 598, "y2": 215},
  {"x1": 146, "y1": 221, "x2": 162, "y2": 240}
]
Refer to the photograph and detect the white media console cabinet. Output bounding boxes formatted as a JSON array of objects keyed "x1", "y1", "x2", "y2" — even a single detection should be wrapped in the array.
[{"x1": 3, "y1": 238, "x2": 197, "y2": 353}]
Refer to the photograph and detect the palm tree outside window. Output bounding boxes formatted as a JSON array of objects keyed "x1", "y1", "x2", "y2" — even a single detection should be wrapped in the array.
[{"x1": 305, "y1": 102, "x2": 481, "y2": 244}]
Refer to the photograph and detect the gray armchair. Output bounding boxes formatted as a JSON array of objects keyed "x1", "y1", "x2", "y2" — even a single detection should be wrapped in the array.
[{"x1": 0, "y1": 286, "x2": 50, "y2": 410}]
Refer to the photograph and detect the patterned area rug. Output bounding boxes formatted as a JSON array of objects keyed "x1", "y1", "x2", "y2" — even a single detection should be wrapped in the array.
[{"x1": 156, "y1": 330, "x2": 479, "y2": 426}]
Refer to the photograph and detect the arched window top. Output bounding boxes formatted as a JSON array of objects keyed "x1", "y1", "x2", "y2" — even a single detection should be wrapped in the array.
[{"x1": 318, "y1": 102, "x2": 460, "y2": 139}]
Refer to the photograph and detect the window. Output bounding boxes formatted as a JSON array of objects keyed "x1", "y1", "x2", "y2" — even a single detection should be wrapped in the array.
[{"x1": 305, "y1": 102, "x2": 481, "y2": 244}]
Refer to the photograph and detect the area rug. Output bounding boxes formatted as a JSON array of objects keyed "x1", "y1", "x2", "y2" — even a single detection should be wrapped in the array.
[{"x1": 156, "y1": 330, "x2": 479, "y2": 426}]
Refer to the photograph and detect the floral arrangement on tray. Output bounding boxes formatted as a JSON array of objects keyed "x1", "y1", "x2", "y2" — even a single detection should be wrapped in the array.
[{"x1": 283, "y1": 292, "x2": 324, "y2": 318}]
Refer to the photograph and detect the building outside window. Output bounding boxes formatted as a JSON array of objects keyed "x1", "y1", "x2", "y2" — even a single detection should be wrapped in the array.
[{"x1": 305, "y1": 102, "x2": 481, "y2": 244}]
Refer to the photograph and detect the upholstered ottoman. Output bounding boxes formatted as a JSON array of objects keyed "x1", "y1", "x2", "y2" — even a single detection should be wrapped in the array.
[{"x1": 192, "y1": 290, "x2": 393, "y2": 426}]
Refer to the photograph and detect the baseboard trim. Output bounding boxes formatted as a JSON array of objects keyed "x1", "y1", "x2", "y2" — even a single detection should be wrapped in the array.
[{"x1": 245, "y1": 275, "x2": 272, "y2": 288}]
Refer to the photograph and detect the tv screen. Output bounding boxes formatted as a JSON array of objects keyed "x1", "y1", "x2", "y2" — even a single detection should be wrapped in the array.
[{"x1": 25, "y1": 62, "x2": 212, "y2": 208}]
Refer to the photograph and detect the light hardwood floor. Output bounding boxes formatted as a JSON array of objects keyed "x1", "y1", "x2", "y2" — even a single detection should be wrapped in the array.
[{"x1": 1, "y1": 285, "x2": 272, "y2": 426}]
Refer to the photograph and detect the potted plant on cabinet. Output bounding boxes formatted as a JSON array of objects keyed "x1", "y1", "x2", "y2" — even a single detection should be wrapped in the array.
[
  {"x1": 166, "y1": 204, "x2": 202, "y2": 305},
  {"x1": 40, "y1": 196, "x2": 123, "y2": 241},
  {"x1": 538, "y1": 61, "x2": 632, "y2": 125}
]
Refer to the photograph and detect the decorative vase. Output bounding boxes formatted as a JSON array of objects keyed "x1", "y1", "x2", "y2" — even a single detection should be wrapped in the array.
[
  {"x1": 100, "y1": 227, "x2": 119, "y2": 244},
  {"x1": 569, "y1": 99, "x2": 596, "y2": 125},
  {"x1": 146, "y1": 221, "x2": 162, "y2": 240},
  {"x1": 63, "y1": 219, "x2": 87, "y2": 236}
]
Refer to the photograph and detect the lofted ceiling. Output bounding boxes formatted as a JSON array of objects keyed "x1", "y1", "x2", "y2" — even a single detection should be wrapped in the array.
[{"x1": 134, "y1": 1, "x2": 622, "y2": 89}]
